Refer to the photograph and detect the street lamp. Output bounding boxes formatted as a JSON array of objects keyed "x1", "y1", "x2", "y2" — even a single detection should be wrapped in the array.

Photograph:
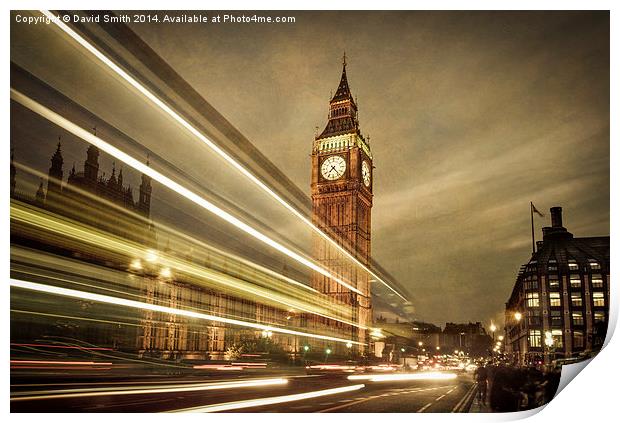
[
  {"x1": 160, "y1": 267, "x2": 172, "y2": 278},
  {"x1": 490, "y1": 323, "x2": 497, "y2": 342},
  {"x1": 418, "y1": 341, "x2": 423, "y2": 347},
  {"x1": 325, "y1": 348, "x2": 332, "y2": 363},
  {"x1": 459, "y1": 332, "x2": 465, "y2": 351},
  {"x1": 512, "y1": 312, "x2": 523, "y2": 366},
  {"x1": 400, "y1": 347, "x2": 405, "y2": 353},
  {"x1": 145, "y1": 249, "x2": 158, "y2": 263},
  {"x1": 129, "y1": 258, "x2": 142, "y2": 271},
  {"x1": 544, "y1": 331, "x2": 555, "y2": 368},
  {"x1": 498, "y1": 335, "x2": 504, "y2": 342}
]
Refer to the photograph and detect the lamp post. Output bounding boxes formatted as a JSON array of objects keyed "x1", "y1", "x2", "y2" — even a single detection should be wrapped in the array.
[
  {"x1": 544, "y1": 331, "x2": 555, "y2": 370},
  {"x1": 489, "y1": 324, "x2": 497, "y2": 362},
  {"x1": 513, "y1": 311, "x2": 522, "y2": 366},
  {"x1": 325, "y1": 348, "x2": 332, "y2": 363}
]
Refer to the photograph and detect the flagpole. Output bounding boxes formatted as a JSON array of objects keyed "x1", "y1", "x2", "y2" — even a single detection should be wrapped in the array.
[{"x1": 530, "y1": 202, "x2": 535, "y2": 254}]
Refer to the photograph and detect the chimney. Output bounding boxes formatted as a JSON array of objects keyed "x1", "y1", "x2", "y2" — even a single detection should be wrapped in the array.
[{"x1": 550, "y1": 207, "x2": 563, "y2": 228}]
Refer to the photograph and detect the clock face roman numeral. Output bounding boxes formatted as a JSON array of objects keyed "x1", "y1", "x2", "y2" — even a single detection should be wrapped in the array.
[{"x1": 321, "y1": 155, "x2": 347, "y2": 180}]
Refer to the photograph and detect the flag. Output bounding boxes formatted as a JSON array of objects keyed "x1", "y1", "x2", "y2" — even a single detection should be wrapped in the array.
[{"x1": 531, "y1": 203, "x2": 544, "y2": 217}]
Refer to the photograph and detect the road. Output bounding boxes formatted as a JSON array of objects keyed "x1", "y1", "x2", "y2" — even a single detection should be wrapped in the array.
[{"x1": 11, "y1": 371, "x2": 476, "y2": 413}]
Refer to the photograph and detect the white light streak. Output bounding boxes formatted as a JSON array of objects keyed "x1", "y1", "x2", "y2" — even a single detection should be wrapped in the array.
[
  {"x1": 171, "y1": 384, "x2": 365, "y2": 412},
  {"x1": 347, "y1": 372, "x2": 458, "y2": 382},
  {"x1": 10, "y1": 279, "x2": 365, "y2": 346},
  {"x1": 40, "y1": 10, "x2": 406, "y2": 302},
  {"x1": 10, "y1": 209, "x2": 366, "y2": 330},
  {"x1": 9, "y1": 88, "x2": 361, "y2": 295},
  {"x1": 11, "y1": 378, "x2": 287, "y2": 402}
]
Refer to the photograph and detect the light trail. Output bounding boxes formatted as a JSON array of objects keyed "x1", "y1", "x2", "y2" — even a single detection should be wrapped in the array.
[
  {"x1": 10, "y1": 88, "x2": 362, "y2": 296},
  {"x1": 10, "y1": 279, "x2": 365, "y2": 346},
  {"x1": 347, "y1": 372, "x2": 458, "y2": 382},
  {"x1": 170, "y1": 384, "x2": 365, "y2": 412},
  {"x1": 10, "y1": 343, "x2": 113, "y2": 351},
  {"x1": 11, "y1": 360, "x2": 112, "y2": 366},
  {"x1": 40, "y1": 9, "x2": 407, "y2": 302},
  {"x1": 13, "y1": 160, "x2": 318, "y2": 295},
  {"x1": 11, "y1": 205, "x2": 365, "y2": 329},
  {"x1": 11, "y1": 378, "x2": 288, "y2": 402}
]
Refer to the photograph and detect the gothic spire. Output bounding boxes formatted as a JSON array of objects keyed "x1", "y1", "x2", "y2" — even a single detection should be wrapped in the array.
[
  {"x1": 35, "y1": 178, "x2": 46, "y2": 205},
  {"x1": 330, "y1": 51, "x2": 355, "y2": 104},
  {"x1": 317, "y1": 54, "x2": 360, "y2": 140},
  {"x1": 51, "y1": 139, "x2": 63, "y2": 167}
]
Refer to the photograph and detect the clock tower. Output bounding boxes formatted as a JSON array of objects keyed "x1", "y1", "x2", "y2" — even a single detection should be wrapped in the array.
[{"x1": 311, "y1": 54, "x2": 372, "y2": 353}]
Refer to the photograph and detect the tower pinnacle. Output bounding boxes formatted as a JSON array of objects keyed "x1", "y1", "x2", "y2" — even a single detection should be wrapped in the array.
[{"x1": 317, "y1": 55, "x2": 360, "y2": 139}]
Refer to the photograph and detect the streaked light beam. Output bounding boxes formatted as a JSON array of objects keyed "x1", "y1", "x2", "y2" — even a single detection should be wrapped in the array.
[
  {"x1": 10, "y1": 279, "x2": 365, "y2": 346},
  {"x1": 10, "y1": 88, "x2": 362, "y2": 295},
  {"x1": 170, "y1": 384, "x2": 365, "y2": 412},
  {"x1": 40, "y1": 9, "x2": 406, "y2": 301}
]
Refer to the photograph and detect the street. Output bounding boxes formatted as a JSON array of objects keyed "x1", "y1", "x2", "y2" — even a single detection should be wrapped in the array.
[{"x1": 11, "y1": 371, "x2": 476, "y2": 413}]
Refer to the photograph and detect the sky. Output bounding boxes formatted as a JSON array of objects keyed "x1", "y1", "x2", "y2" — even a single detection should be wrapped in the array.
[{"x1": 11, "y1": 11, "x2": 610, "y2": 328}]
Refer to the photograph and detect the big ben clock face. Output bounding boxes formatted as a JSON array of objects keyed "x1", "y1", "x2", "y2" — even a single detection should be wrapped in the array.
[
  {"x1": 362, "y1": 161, "x2": 371, "y2": 187},
  {"x1": 321, "y1": 155, "x2": 347, "y2": 180}
]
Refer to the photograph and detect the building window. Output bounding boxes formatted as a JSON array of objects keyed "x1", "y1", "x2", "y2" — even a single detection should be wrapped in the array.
[
  {"x1": 524, "y1": 278, "x2": 539, "y2": 290},
  {"x1": 571, "y1": 293, "x2": 583, "y2": 307},
  {"x1": 549, "y1": 292, "x2": 561, "y2": 307},
  {"x1": 548, "y1": 260, "x2": 557, "y2": 272},
  {"x1": 568, "y1": 260, "x2": 579, "y2": 271},
  {"x1": 594, "y1": 311, "x2": 606, "y2": 323},
  {"x1": 526, "y1": 292, "x2": 539, "y2": 308},
  {"x1": 548, "y1": 275, "x2": 560, "y2": 289},
  {"x1": 572, "y1": 311, "x2": 584, "y2": 326},
  {"x1": 551, "y1": 329, "x2": 563, "y2": 348},
  {"x1": 529, "y1": 330, "x2": 541, "y2": 347},
  {"x1": 573, "y1": 331, "x2": 584, "y2": 349},
  {"x1": 528, "y1": 309, "x2": 541, "y2": 326},
  {"x1": 570, "y1": 274, "x2": 581, "y2": 288},
  {"x1": 591, "y1": 276, "x2": 604, "y2": 289},
  {"x1": 550, "y1": 310, "x2": 562, "y2": 327},
  {"x1": 592, "y1": 292, "x2": 605, "y2": 307},
  {"x1": 588, "y1": 259, "x2": 601, "y2": 270}
]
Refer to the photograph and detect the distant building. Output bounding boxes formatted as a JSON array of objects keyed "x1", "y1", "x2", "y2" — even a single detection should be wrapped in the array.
[
  {"x1": 373, "y1": 318, "x2": 492, "y2": 359},
  {"x1": 442, "y1": 322, "x2": 492, "y2": 357},
  {"x1": 504, "y1": 207, "x2": 610, "y2": 366}
]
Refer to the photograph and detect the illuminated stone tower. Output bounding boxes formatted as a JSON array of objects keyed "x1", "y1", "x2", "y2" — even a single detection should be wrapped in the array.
[{"x1": 311, "y1": 54, "x2": 372, "y2": 353}]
